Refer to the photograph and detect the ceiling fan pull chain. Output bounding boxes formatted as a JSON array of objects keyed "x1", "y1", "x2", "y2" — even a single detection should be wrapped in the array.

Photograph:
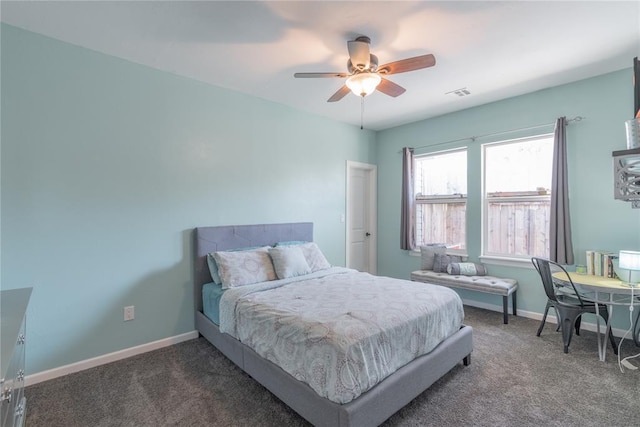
[{"x1": 360, "y1": 96, "x2": 364, "y2": 130}]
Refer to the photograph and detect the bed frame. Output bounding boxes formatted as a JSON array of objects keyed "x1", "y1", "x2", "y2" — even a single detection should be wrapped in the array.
[{"x1": 194, "y1": 222, "x2": 473, "y2": 427}]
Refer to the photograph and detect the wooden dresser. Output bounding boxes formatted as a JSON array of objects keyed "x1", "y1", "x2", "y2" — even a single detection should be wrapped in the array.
[{"x1": 1, "y1": 288, "x2": 32, "y2": 427}]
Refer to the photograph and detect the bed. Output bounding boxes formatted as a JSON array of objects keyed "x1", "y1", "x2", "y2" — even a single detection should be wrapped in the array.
[{"x1": 194, "y1": 222, "x2": 473, "y2": 427}]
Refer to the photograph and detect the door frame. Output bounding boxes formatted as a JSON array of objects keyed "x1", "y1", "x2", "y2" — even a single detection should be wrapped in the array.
[{"x1": 345, "y1": 160, "x2": 378, "y2": 273}]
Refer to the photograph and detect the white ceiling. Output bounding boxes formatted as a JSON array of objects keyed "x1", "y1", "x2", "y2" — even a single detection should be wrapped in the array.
[{"x1": 2, "y1": 1, "x2": 639, "y2": 131}]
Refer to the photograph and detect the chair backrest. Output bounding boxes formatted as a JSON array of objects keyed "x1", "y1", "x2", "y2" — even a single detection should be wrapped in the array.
[{"x1": 531, "y1": 257, "x2": 585, "y2": 306}]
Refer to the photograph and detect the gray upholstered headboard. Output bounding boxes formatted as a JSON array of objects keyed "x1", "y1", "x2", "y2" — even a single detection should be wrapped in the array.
[{"x1": 194, "y1": 222, "x2": 313, "y2": 312}]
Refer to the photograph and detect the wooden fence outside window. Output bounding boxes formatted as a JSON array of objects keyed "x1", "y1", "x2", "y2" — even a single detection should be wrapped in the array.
[{"x1": 417, "y1": 199, "x2": 550, "y2": 257}]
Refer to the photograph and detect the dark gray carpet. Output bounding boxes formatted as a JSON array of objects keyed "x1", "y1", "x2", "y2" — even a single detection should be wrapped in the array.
[{"x1": 26, "y1": 306, "x2": 640, "y2": 426}]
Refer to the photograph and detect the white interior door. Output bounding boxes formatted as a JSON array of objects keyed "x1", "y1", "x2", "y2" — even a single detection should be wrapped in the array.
[{"x1": 346, "y1": 161, "x2": 377, "y2": 274}]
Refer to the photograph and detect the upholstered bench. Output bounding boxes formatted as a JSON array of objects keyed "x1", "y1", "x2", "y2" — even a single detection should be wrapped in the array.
[{"x1": 411, "y1": 270, "x2": 518, "y2": 324}]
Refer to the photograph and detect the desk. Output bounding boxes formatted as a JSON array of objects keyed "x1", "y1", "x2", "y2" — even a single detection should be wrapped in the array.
[{"x1": 553, "y1": 272, "x2": 639, "y2": 361}]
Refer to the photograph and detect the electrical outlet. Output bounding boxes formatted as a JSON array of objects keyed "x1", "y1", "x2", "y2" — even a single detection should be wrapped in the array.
[{"x1": 124, "y1": 305, "x2": 135, "y2": 321}]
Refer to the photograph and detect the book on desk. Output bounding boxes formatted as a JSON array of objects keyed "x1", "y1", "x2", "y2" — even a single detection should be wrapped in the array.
[{"x1": 585, "y1": 250, "x2": 618, "y2": 278}]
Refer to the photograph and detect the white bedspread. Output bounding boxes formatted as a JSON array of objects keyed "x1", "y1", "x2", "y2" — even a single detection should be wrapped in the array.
[{"x1": 219, "y1": 267, "x2": 464, "y2": 404}]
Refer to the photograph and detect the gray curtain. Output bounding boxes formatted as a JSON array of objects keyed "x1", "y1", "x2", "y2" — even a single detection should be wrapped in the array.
[
  {"x1": 400, "y1": 147, "x2": 416, "y2": 250},
  {"x1": 550, "y1": 116, "x2": 574, "y2": 264}
]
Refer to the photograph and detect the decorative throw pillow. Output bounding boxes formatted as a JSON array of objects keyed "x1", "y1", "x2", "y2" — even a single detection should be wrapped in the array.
[
  {"x1": 432, "y1": 254, "x2": 463, "y2": 273},
  {"x1": 447, "y1": 262, "x2": 487, "y2": 276},
  {"x1": 420, "y1": 245, "x2": 447, "y2": 270},
  {"x1": 213, "y1": 246, "x2": 277, "y2": 289},
  {"x1": 269, "y1": 246, "x2": 312, "y2": 279}
]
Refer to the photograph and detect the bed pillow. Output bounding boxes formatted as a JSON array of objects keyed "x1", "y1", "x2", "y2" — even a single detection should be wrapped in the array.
[
  {"x1": 447, "y1": 262, "x2": 487, "y2": 276},
  {"x1": 269, "y1": 246, "x2": 312, "y2": 279},
  {"x1": 433, "y1": 254, "x2": 463, "y2": 273},
  {"x1": 213, "y1": 246, "x2": 277, "y2": 289},
  {"x1": 206, "y1": 253, "x2": 223, "y2": 285},
  {"x1": 274, "y1": 240, "x2": 309, "y2": 247},
  {"x1": 206, "y1": 245, "x2": 264, "y2": 285},
  {"x1": 274, "y1": 241, "x2": 331, "y2": 272},
  {"x1": 298, "y1": 242, "x2": 332, "y2": 272},
  {"x1": 420, "y1": 245, "x2": 447, "y2": 270}
]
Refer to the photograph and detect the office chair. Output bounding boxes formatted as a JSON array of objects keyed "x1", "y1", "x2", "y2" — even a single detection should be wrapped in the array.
[{"x1": 532, "y1": 257, "x2": 617, "y2": 355}]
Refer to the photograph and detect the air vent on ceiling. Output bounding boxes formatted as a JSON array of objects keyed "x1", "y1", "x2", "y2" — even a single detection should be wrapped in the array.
[{"x1": 446, "y1": 87, "x2": 471, "y2": 97}]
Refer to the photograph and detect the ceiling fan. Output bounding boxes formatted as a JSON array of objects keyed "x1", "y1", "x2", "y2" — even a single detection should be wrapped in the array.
[{"x1": 294, "y1": 36, "x2": 436, "y2": 102}]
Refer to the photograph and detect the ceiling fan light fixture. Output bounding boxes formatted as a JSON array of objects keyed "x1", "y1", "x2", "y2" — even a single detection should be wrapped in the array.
[{"x1": 346, "y1": 72, "x2": 381, "y2": 97}]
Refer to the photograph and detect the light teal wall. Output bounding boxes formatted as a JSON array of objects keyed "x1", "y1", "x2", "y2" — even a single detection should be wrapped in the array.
[
  {"x1": 3, "y1": 22, "x2": 638, "y2": 375},
  {"x1": 376, "y1": 69, "x2": 640, "y2": 329},
  {"x1": 1, "y1": 24, "x2": 376, "y2": 374}
]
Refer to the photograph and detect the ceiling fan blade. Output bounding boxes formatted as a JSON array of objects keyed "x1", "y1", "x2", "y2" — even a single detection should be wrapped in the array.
[
  {"x1": 377, "y1": 78, "x2": 406, "y2": 97},
  {"x1": 347, "y1": 39, "x2": 371, "y2": 70},
  {"x1": 327, "y1": 85, "x2": 351, "y2": 102},
  {"x1": 378, "y1": 54, "x2": 436, "y2": 75},
  {"x1": 294, "y1": 72, "x2": 348, "y2": 78}
]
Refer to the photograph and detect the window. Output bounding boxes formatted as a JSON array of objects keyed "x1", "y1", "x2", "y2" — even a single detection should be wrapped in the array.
[
  {"x1": 415, "y1": 149, "x2": 467, "y2": 250},
  {"x1": 482, "y1": 134, "x2": 553, "y2": 259}
]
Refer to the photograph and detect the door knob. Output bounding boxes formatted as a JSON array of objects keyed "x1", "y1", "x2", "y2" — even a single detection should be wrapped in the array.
[{"x1": 365, "y1": 232, "x2": 371, "y2": 237}]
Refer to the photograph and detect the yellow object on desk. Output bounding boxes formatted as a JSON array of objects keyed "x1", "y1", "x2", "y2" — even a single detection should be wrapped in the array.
[{"x1": 562, "y1": 272, "x2": 631, "y2": 293}]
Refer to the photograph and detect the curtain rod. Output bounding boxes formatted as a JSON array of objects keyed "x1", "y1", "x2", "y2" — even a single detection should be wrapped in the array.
[{"x1": 401, "y1": 116, "x2": 585, "y2": 153}]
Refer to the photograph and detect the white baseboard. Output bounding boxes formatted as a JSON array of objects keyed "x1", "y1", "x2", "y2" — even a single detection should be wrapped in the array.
[
  {"x1": 461, "y1": 299, "x2": 632, "y2": 338},
  {"x1": 26, "y1": 330, "x2": 199, "y2": 386}
]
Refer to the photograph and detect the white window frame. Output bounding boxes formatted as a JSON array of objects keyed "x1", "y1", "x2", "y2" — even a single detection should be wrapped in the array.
[
  {"x1": 414, "y1": 148, "x2": 467, "y2": 255},
  {"x1": 480, "y1": 134, "x2": 553, "y2": 266}
]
